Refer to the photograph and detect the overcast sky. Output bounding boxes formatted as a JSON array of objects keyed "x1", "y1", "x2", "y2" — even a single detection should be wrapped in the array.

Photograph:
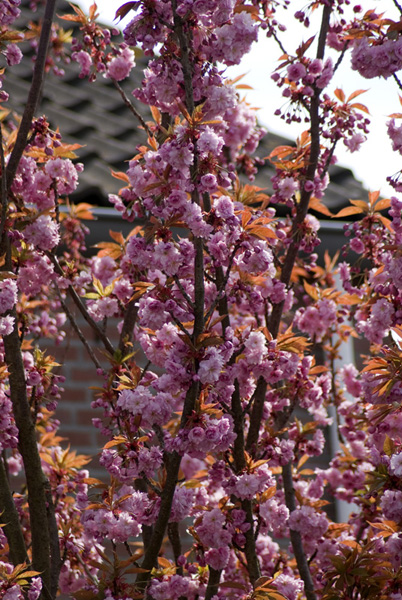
[{"x1": 75, "y1": 0, "x2": 401, "y2": 198}]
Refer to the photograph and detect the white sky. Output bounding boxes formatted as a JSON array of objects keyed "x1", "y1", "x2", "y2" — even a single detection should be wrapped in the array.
[{"x1": 76, "y1": 0, "x2": 401, "y2": 198}]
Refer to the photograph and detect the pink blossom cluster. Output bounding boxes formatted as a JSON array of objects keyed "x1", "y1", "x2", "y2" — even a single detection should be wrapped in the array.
[
  {"x1": 148, "y1": 575, "x2": 199, "y2": 600},
  {"x1": 100, "y1": 444, "x2": 163, "y2": 482},
  {"x1": 0, "y1": 573, "x2": 42, "y2": 600},
  {"x1": 0, "y1": 390, "x2": 18, "y2": 453},
  {"x1": 24, "y1": 215, "x2": 60, "y2": 251},
  {"x1": 224, "y1": 463, "x2": 275, "y2": 500},
  {"x1": 288, "y1": 505, "x2": 329, "y2": 541},
  {"x1": 0, "y1": 279, "x2": 17, "y2": 314},
  {"x1": 352, "y1": 37, "x2": 402, "y2": 79},
  {"x1": 12, "y1": 155, "x2": 80, "y2": 210},
  {"x1": 0, "y1": 0, "x2": 20, "y2": 27},
  {"x1": 356, "y1": 297, "x2": 395, "y2": 344},
  {"x1": 294, "y1": 297, "x2": 337, "y2": 342},
  {"x1": 4, "y1": 43, "x2": 23, "y2": 66},
  {"x1": 166, "y1": 413, "x2": 236, "y2": 458},
  {"x1": 5, "y1": 1, "x2": 402, "y2": 599},
  {"x1": 106, "y1": 45, "x2": 135, "y2": 81},
  {"x1": 117, "y1": 385, "x2": 173, "y2": 428},
  {"x1": 388, "y1": 118, "x2": 402, "y2": 154}
]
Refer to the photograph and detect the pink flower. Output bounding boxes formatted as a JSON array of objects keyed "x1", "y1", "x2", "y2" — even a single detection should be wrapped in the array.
[
  {"x1": 308, "y1": 58, "x2": 323, "y2": 75},
  {"x1": 198, "y1": 348, "x2": 224, "y2": 384},
  {"x1": 107, "y1": 47, "x2": 136, "y2": 81},
  {"x1": 28, "y1": 578, "x2": 42, "y2": 600},
  {"x1": 72, "y1": 50, "x2": 92, "y2": 78},
  {"x1": 287, "y1": 62, "x2": 307, "y2": 82},
  {"x1": 344, "y1": 133, "x2": 366, "y2": 153},
  {"x1": 197, "y1": 508, "x2": 231, "y2": 548},
  {"x1": 390, "y1": 452, "x2": 402, "y2": 477},
  {"x1": 214, "y1": 195, "x2": 234, "y2": 219},
  {"x1": 0, "y1": 279, "x2": 17, "y2": 313},
  {"x1": 388, "y1": 118, "x2": 402, "y2": 154},
  {"x1": 3, "y1": 585, "x2": 23, "y2": 600},
  {"x1": 350, "y1": 237, "x2": 365, "y2": 254},
  {"x1": 275, "y1": 574, "x2": 304, "y2": 600},
  {"x1": 205, "y1": 546, "x2": 230, "y2": 570},
  {"x1": 24, "y1": 215, "x2": 59, "y2": 250},
  {"x1": 381, "y1": 490, "x2": 402, "y2": 522},
  {"x1": 198, "y1": 127, "x2": 224, "y2": 155},
  {"x1": 339, "y1": 364, "x2": 362, "y2": 398},
  {"x1": 5, "y1": 43, "x2": 22, "y2": 66},
  {"x1": 278, "y1": 176, "x2": 298, "y2": 199},
  {"x1": 244, "y1": 330, "x2": 266, "y2": 365},
  {"x1": 316, "y1": 58, "x2": 333, "y2": 89}
]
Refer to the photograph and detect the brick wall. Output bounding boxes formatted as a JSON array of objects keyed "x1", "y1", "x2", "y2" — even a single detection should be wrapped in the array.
[{"x1": 44, "y1": 312, "x2": 120, "y2": 479}]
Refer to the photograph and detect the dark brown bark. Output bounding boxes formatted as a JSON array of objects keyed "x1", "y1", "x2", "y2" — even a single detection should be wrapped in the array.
[
  {"x1": 205, "y1": 567, "x2": 222, "y2": 600},
  {"x1": 282, "y1": 462, "x2": 317, "y2": 600},
  {"x1": 0, "y1": 456, "x2": 28, "y2": 566},
  {"x1": 3, "y1": 309, "x2": 53, "y2": 594}
]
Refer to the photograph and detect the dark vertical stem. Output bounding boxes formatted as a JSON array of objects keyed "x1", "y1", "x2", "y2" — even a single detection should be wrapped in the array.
[
  {"x1": 232, "y1": 383, "x2": 261, "y2": 585},
  {"x1": 118, "y1": 300, "x2": 138, "y2": 354},
  {"x1": 6, "y1": 0, "x2": 58, "y2": 186},
  {"x1": 205, "y1": 568, "x2": 222, "y2": 600},
  {"x1": 246, "y1": 3, "x2": 332, "y2": 596},
  {"x1": 167, "y1": 522, "x2": 182, "y2": 571},
  {"x1": 136, "y1": 452, "x2": 182, "y2": 583},
  {"x1": 282, "y1": 462, "x2": 317, "y2": 600},
  {"x1": 136, "y1": 6, "x2": 206, "y2": 590},
  {"x1": 0, "y1": 456, "x2": 28, "y2": 566},
  {"x1": 3, "y1": 307, "x2": 52, "y2": 594},
  {"x1": 0, "y1": 3, "x2": 60, "y2": 592},
  {"x1": 0, "y1": 124, "x2": 8, "y2": 243}
]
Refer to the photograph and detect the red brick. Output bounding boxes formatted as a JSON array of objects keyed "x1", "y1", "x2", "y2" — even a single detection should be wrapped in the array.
[{"x1": 76, "y1": 408, "x2": 101, "y2": 425}]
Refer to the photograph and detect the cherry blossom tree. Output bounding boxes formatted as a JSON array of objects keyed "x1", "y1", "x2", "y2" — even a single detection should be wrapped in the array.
[{"x1": 1, "y1": 1, "x2": 402, "y2": 599}]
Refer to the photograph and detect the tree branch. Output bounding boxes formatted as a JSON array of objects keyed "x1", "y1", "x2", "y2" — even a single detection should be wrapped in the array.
[
  {"x1": 167, "y1": 522, "x2": 182, "y2": 571},
  {"x1": 118, "y1": 299, "x2": 138, "y2": 354},
  {"x1": 111, "y1": 80, "x2": 152, "y2": 137},
  {"x1": 3, "y1": 307, "x2": 52, "y2": 594},
  {"x1": 6, "y1": 0, "x2": 58, "y2": 186},
  {"x1": 55, "y1": 283, "x2": 103, "y2": 371},
  {"x1": 48, "y1": 253, "x2": 115, "y2": 356},
  {"x1": 205, "y1": 567, "x2": 222, "y2": 600},
  {"x1": 282, "y1": 462, "x2": 317, "y2": 600},
  {"x1": 0, "y1": 455, "x2": 28, "y2": 566}
]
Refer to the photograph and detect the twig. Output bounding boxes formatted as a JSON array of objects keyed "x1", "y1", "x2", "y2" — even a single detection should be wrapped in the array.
[
  {"x1": 332, "y1": 42, "x2": 349, "y2": 77},
  {"x1": 246, "y1": 3, "x2": 333, "y2": 596},
  {"x1": 44, "y1": 480, "x2": 62, "y2": 599},
  {"x1": 6, "y1": 0, "x2": 58, "y2": 186},
  {"x1": 55, "y1": 283, "x2": 103, "y2": 371},
  {"x1": 232, "y1": 382, "x2": 261, "y2": 584},
  {"x1": 111, "y1": 80, "x2": 153, "y2": 137},
  {"x1": 268, "y1": 25, "x2": 288, "y2": 57},
  {"x1": 171, "y1": 0, "x2": 195, "y2": 114},
  {"x1": 47, "y1": 253, "x2": 115, "y2": 356},
  {"x1": 392, "y1": 0, "x2": 402, "y2": 13},
  {"x1": 173, "y1": 275, "x2": 195, "y2": 310},
  {"x1": 282, "y1": 461, "x2": 317, "y2": 600},
  {"x1": 393, "y1": 72, "x2": 402, "y2": 93},
  {"x1": 204, "y1": 247, "x2": 238, "y2": 324},
  {"x1": 0, "y1": 123, "x2": 8, "y2": 244}
]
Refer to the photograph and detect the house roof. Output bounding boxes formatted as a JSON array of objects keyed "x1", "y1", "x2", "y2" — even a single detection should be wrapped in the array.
[{"x1": 6, "y1": 0, "x2": 366, "y2": 212}]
